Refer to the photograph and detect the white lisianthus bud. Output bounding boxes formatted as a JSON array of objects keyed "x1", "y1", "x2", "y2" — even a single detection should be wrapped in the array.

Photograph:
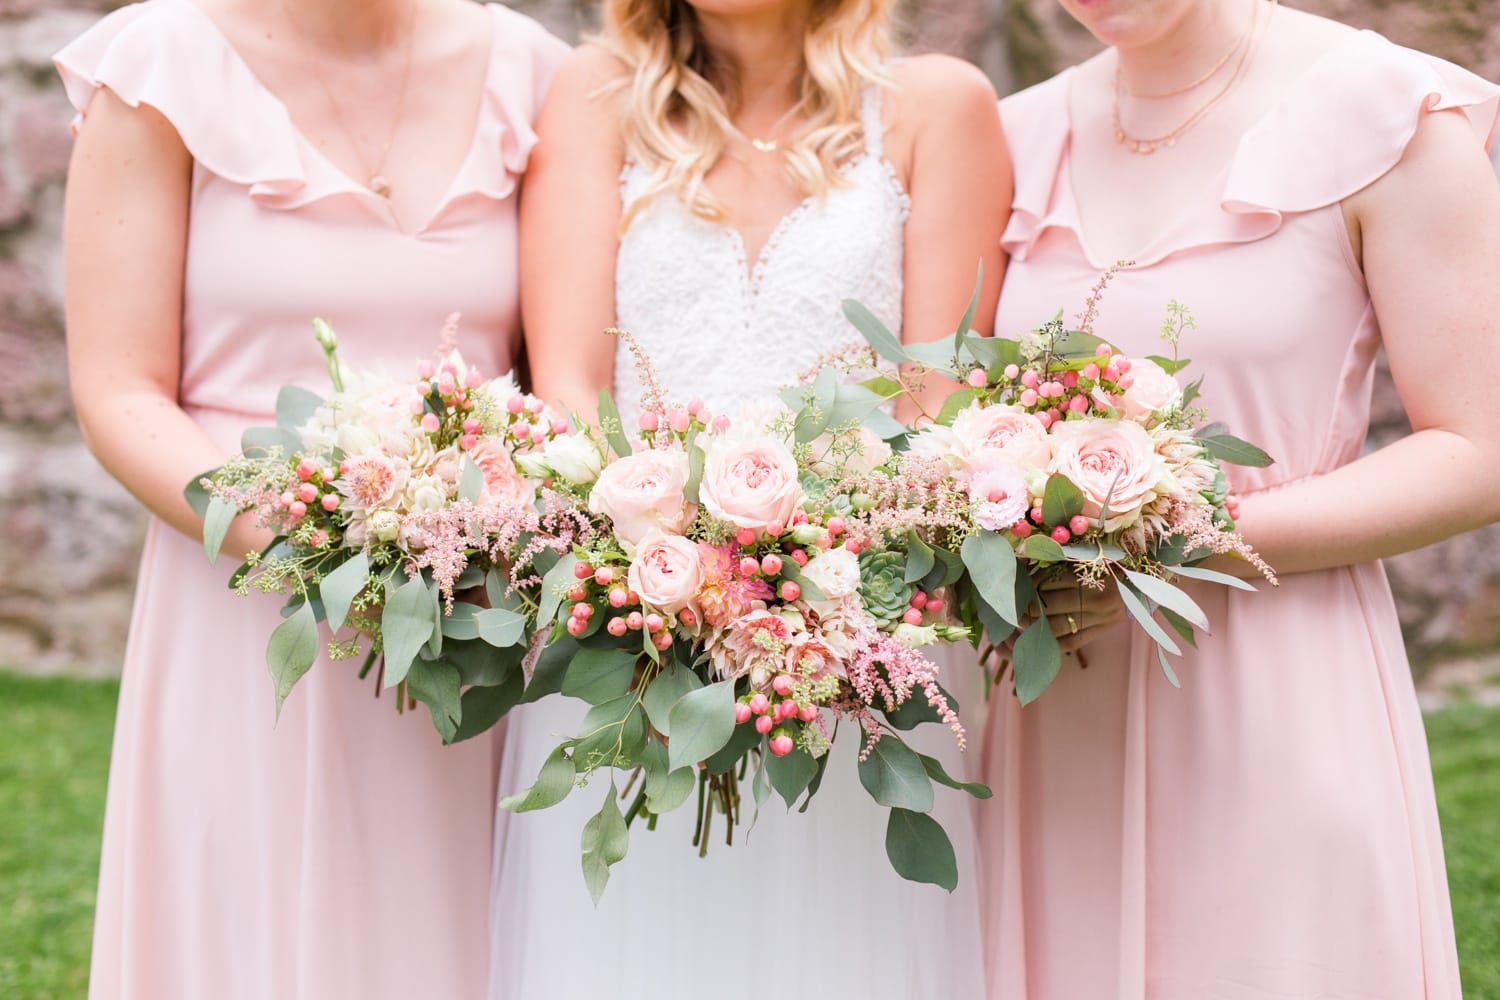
[
  {"x1": 368, "y1": 510, "x2": 401, "y2": 543},
  {"x1": 515, "y1": 452, "x2": 551, "y2": 480},
  {"x1": 543, "y1": 433, "x2": 605, "y2": 485},
  {"x1": 893, "y1": 623, "x2": 939, "y2": 648},
  {"x1": 788, "y1": 524, "x2": 824, "y2": 546}
]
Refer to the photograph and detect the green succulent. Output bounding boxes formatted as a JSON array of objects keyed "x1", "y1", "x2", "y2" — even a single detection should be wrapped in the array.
[{"x1": 859, "y1": 549, "x2": 917, "y2": 628}]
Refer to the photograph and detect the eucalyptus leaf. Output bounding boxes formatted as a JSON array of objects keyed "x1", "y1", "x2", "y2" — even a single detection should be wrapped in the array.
[
  {"x1": 666, "y1": 680, "x2": 736, "y2": 771},
  {"x1": 562, "y1": 647, "x2": 637, "y2": 705},
  {"x1": 1195, "y1": 430, "x2": 1274, "y2": 468},
  {"x1": 266, "y1": 601, "x2": 319, "y2": 716},
  {"x1": 407, "y1": 658, "x2": 463, "y2": 742},
  {"x1": 843, "y1": 298, "x2": 908, "y2": 364},
  {"x1": 1170, "y1": 563, "x2": 1257, "y2": 592},
  {"x1": 1041, "y1": 474, "x2": 1086, "y2": 527},
  {"x1": 320, "y1": 551, "x2": 369, "y2": 634},
  {"x1": 885, "y1": 808, "x2": 958, "y2": 891},
  {"x1": 1013, "y1": 616, "x2": 1063, "y2": 706},
  {"x1": 765, "y1": 747, "x2": 819, "y2": 809},
  {"x1": 202, "y1": 496, "x2": 237, "y2": 565},
  {"x1": 439, "y1": 601, "x2": 483, "y2": 641},
  {"x1": 1157, "y1": 645, "x2": 1183, "y2": 688},
  {"x1": 597, "y1": 390, "x2": 632, "y2": 458},
  {"x1": 275, "y1": 385, "x2": 323, "y2": 433},
  {"x1": 904, "y1": 533, "x2": 936, "y2": 584},
  {"x1": 447, "y1": 671, "x2": 525, "y2": 744},
  {"x1": 1021, "y1": 535, "x2": 1067, "y2": 564},
  {"x1": 1052, "y1": 328, "x2": 1109, "y2": 358},
  {"x1": 904, "y1": 335, "x2": 960, "y2": 370},
  {"x1": 642, "y1": 663, "x2": 703, "y2": 736},
  {"x1": 183, "y1": 467, "x2": 219, "y2": 518},
  {"x1": 1118, "y1": 580, "x2": 1183, "y2": 656},
  {"x1": 475, "y1": 607, "x2": 528, "y2": 648},
  {"x1": 857, "y1": 736, "x2": 934, "y2": 813},
  {"x1": 499, "y1": 745, "x2": 576, "y2": 812},
  {"x1": 239, "y1": 425, "x2": 301, "y2": 458},
  {"x1": 580, "y1": 783, "x2": 630, "y2": 905},
  {"x1": 936, "y1": 388, "x2": 980, "y2": 426},
  {"x1": 918, "y1": 752, "x2": 993, "y2": 799},
  {"x1": 380, "y1": 575, "x2": 439, "y2": 689},
  {"x1": 961, "y1": 532, "x2": 1018, "y2": 627},
  {"x1": 1160, "y1": 607, "x2": 1200, "y2": 648},
  {"x1": 641, "y1": 739, "x2": 697, "y2": 814},
  {"x1": 458, "y1": 455, "x2": 485, "y2": 502},
  {"x1": 523, "y1": 635, "x2": 579, "y2": 703},
  {"x1": 1123, "y1": 569, "x2": 1210, "y2": 630},
  {"x1": 537, "y1": 554, "x2": 579, "y2": 629}
]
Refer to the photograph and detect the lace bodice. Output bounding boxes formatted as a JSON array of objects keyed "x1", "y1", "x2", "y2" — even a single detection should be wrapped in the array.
[{"x1": 613, "y1": 87, "x2": 909, "y2": 423}]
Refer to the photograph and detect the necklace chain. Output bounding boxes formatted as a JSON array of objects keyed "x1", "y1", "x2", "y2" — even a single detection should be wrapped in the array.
[
  {"x1": 282, "y1": 0, "x2": 419, "y2": 197},
  {"x1": 1120, "y1": 11, "x2": 1249, "y2": 100},
  {"x1": 1111, "y1": 0, "x2": 1276, "y2": 155},
  {"x1": 728, "y1": 101, "x2": 804, "y2": 154}
]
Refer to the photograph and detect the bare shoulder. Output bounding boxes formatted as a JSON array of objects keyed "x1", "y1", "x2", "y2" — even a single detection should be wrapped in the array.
[
  {"x1": 891, "y1": 53, "x2": 998, "y2": 112},
  {"x1": 1259, "y1": 3, "x2": 1361, "y2": 69},
  {"x1": 73, "y1": 85, "x2": 190, "y2": 166}
]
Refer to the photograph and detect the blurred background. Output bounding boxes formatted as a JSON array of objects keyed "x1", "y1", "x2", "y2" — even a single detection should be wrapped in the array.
[{"x1": 1, "y1": 0, "x2": 1498, "y2": 692}]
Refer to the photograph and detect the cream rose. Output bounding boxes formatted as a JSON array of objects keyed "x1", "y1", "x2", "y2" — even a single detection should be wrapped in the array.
[
  {"x1": 588, "y1": 449, "x2": 692, "y2": 547},
  {"x1": 903, "y1": 424, "x2": 964, "y2": 470},
  {"x1": 467, "y1": 440, "x2": 535, "y2": 509},
  {"x1": 951, "y1": 402, "x2": 1053, "y2": 470},
  {"x1": 627, "y1": 531, "x2": 703, "y2": 616},
  {"x1": 698, "y1": 434, "x2": 803, "y2": 532},
  {"x1": 1048, "y1": 419, "x2": 1168, "y2": 530},
  {"x1": 798, "y1": 546, "x2": 861, "y2": 612},
  {"x1": 542, "y1": 433, "x2": 605, "y2": 486},
  {"x1": 1118, "y1": 359, "x2": 1182, "y2": 423},
  {"x1": 404, "y1": 474, "x2": 450, "y2": 514}
]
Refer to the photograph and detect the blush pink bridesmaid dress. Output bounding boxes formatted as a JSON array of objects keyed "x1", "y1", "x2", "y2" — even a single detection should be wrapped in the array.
[
  {"x1": 983, "y1": 31, "x2": 1498, "y2": 1000},
  {"x1": 54, "y1": 3, "x2": 566, "y2": 997}
]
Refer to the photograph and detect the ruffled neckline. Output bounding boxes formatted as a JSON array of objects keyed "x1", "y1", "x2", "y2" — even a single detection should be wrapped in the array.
[
  {"x1": 1001, "y1": 29, "x2": 1500, "y2": 269},
  {"x1": 58, "y1": 0, "x2": 532, "y2": 235}
]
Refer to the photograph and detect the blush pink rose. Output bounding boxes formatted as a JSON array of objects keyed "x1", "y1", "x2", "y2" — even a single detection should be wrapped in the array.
[
  {"x1": 1048, "y1": 419, "x2": 1168, "y2": 530},
  {"x1": 588, "y1": 449, "x2": 692, "y2": 547},
  {"x1": 967, "y1": 460, "x2": 1031, "y2": 532},
  {"x1": 699, "y1": 434, "x2": 803, "y2": 532},
  {"x1": 627, "y1": 531, "x2": 703, "y2": 615},
  {"x1": 467, "y1": 440, "x2": 535, "y2": 509},
  {"x1": 1117, "y1": 359, "x2": 1182, "y2": 423},
  {"x1": 950, "y1": 403, "x2": 1053, "y2": 470}
]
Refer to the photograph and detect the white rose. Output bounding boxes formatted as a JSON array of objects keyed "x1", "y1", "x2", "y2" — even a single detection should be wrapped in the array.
[
  {"x1": 543, "y1": 433, "x2": 605, "y2": 486},
  {"x1": 405, "y1": 474, "x2": 449, "y2": 513},
  {"x1": 799, "y1": 546, "x2": 861, "y2": 609},
  {"x1": 369, "y1": 510, "x2": 402, "y2": 543}
]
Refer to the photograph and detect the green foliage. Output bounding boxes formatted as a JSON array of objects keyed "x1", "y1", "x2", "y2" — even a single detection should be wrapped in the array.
[
  {"x1": 1012, "y1": 615, "x2": 1062, "y2": 705},
  {"x1": 857, "y1": 736, "x2": 935, "y2": 812},
  {"x1": 666, "y1": 681, "x2": 736, "y2": 771},
  {"x1": 961, "y1": 532, "x2": 1018, "y2": 628},
  {"x1": 884, "y1": 809, "x2": 958, "y2": 891},
  {"x1": 266, "y1": 602, "x2": 318, "y2": 715}
]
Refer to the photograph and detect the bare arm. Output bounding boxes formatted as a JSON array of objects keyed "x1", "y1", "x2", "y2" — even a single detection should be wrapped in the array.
[
  {"x1": 64, "y1": 88, "x2": 268, "y2": 557},
  {"x1": 891, "y1": 56, "x2": 1011, "y2": 422},
  {"x1": 1225, "y1": 108, "x2": 1500, "y2": 576},
  {"x1": 519, "y1": 45, "x2": 628, "y2": 420}
]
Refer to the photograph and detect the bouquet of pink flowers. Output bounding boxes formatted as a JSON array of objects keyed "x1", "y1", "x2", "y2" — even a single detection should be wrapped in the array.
[
  {"x1": 502, "y1": 335, "x2": 985, "y2": 900},
  {"x1": 840, "y1": 274, "x2": 1277, "y2": 703},
  {"x1": 188, "y1": 318, "x2": 594, "y2": 739}
]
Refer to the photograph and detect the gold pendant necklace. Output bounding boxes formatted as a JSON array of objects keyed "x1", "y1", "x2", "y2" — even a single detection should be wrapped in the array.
[{"x1": 734, "y1": 101, "x2": 804, "y2": 155}]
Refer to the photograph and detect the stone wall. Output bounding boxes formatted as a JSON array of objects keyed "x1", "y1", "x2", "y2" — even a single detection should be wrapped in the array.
[{"x1": 0, "y1": 0, "x2": 1496, "y2": 675}]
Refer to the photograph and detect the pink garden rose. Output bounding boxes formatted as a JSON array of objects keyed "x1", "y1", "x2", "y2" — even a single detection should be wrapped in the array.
[
  {"x1": 1118, "y1": 359, "x2": 1182, "y2": 423},
  {"x1": 339, "y1": 454, "x2": 404, "y2": 510},
  {"x1": 627, "y1": 531, "x2": 703, "y2": 616},
  {"x1": 967, "y1": 460, "x2": 1031, "y2": 532},
  {"x1": 950, "y1": 403, "x2": 1053, "y2": 470},
  {"x1": 588, "y1": 449, "x2": 692, "y2": 547},
  {"x1": 467, "y1": 440, "x2": 536, "y2": 509},
  {"x1": 1048, "y1": 419, "x2": 1168, "y2": 530},
  {"x1": 699, "y1": 434, "x2": 803, "y2": 532}
]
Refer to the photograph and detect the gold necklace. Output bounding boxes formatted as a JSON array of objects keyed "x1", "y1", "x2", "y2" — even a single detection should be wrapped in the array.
[
  {"x1": 1112, "y1": 0, "x2": 1276, "y2": 155},
  {"x1": 283, "y1": 1, "x2": 419, "y2": 198},
  {"x1": 730, "y1": 101, "x2": 804, "y2": 154},
  {"x1": 1120, "y1": 0, "x2": 1251, "y2": 100}
]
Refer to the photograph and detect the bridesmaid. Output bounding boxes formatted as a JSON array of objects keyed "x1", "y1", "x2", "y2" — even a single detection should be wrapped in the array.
[
  {"x1": 983, "y1": 0, "x2": 1499, "y2": 997},
  {"x1": 56, "y1": 0, "x2": 565, "y2": 996}
]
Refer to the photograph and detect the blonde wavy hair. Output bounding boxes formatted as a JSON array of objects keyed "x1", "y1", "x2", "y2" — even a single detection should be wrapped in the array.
[{"x1": 600, "y1": 0, "x2": 894, "y2": 227}]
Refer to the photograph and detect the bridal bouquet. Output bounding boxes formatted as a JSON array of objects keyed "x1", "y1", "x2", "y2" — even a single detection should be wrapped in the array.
[
  {"x1": 187, "y1": 318, "x2": 590, "y2": 739},
  {"x1": 841, "y1": 273, "x2": 1276, "y2": 703},
  {"x1": 503, "y1": 334, "x2": 986, "y2": 900}
]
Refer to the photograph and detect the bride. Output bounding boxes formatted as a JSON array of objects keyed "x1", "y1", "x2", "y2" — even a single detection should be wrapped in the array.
[{"x1": 491, "y1": 0, "x2": 1009, "y2": 993}]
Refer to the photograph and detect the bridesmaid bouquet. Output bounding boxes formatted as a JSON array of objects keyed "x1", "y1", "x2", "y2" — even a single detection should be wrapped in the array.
[
  {"x1": 187, "y1": 319, "x2": 592, "y2": 740},
  {"x1": 503, "y1": 333, "x2": 986, "y2": 900},
  {"x1": 842, "y1": 274, "x2": 1277, "y2": 703}
]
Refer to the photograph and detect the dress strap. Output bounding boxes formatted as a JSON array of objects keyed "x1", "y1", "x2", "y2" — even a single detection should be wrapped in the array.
[{"x1": 861, "y1": 85, "x2": 885, "y2": 159}]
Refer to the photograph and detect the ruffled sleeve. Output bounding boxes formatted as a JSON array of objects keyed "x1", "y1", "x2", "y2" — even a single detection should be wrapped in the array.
[
  {"x1": 1223, "y1": 30, "x2": 1500, "y2": 215},
  {"x1": 53, "y1": 0, "x2": 306, "y2": 200},
  {"x1": 997, "y1": 71, "x2": 1074, "y2": 261}
]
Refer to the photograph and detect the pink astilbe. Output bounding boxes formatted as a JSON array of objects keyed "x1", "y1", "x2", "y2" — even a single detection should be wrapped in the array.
[
  {"x1": 400, "y1": 499, "x2": 529, "y2": 610},
  {"x1": 830, "y1": 606, "x2": 965, "y2": 758},
  {"x1": 836, "y1": 457, "x2": 974, "y2": 552},
  {"x1": 1163, "y1": 497, "x2": 1277, "y2": 586}
]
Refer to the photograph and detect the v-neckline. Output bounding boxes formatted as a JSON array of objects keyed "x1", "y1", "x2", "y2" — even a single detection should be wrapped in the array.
[
  {"x1": 1057, "y1": 30, "x2": 1369, "y2": 270},
  {"x1": 168, "y1": 0, "x2": 499, "y2": 237}
]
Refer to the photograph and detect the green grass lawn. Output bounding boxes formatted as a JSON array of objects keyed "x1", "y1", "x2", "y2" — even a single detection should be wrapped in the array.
[{"x1": 0, "y1": 671, "x2": 1496, "y2": 998}]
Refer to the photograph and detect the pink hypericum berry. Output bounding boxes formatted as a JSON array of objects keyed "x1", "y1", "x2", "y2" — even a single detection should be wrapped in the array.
[
  {"x1": 769, "y1": 734, "x2": 795, "y2": 757},
  {"x1": 1069, "y1": 515, "x2": 1090, "y2": 536},
  {"x1": 735, "y1": 703, "x2": 754, "y2": 725},
  {"x1": 608, "y1": 587, "x2": 628, "y2": 608},
  {"x1": 606, "y1": 617, "x2": 628, "y2": 637},
  {"x1": 465, "y1": 369, "x2": 484, "y2": 389},
  {"x1": 279, "y1": 491, "x2": 295, "y2": 507},
  {"x1": 570, "y1": 603, "x2": 593, "y2": 621},
  {"x1": 310, "y1": 530, "x2": 329, "y2": 548},
  {"x1": 668, "y1": 408, "x2": 691, "y2": 433},
  {"x1": 712, "y1": 415, "x2": 732, "y2": 434},
  {"x1": 322, "y1": 467, "x2": 339, "y2": 482},
  {"x1": 967, "y1": 367, "x2": 988, "y2": 388},
  {"x1": 679, "y1": 608, "x2": 698, "y2": 628},
  {"x1": 749, "y1": 693, "x2": 770, "y2": 715},
  {"x1": 779, "y1": 581, "x2": 801, "y2": 602},
  {"x1": 409, "y1": 396, "x2": 428, "y2": 416},
  {"x1": 440, "y1": 362, "x2": 459, "y2": 377},
  {"x1": 1050, "y1": 526, "x2": 1071, "y2": 544},
  {"x1": 566, "y1": 617, "x2": 587, "y2": 637},
  {"x1": 687, "y1": 398, "x2": 704, "y2": 415},
  {"x1": 297, "y1": 483, "x2": 318, "y2": 504},
  {"x1": 1020, "y1": 370, "x2": 1040, "y2": 389},
  {"x1": 1003, "y1": 364, "x2": 1021, "y2": 380},
  {"x1": 462, "y1": 417, "x2": 482, "y2": 434},
  {"x1": 1116, "y1": 358, "x2": 1133, "y2": 374},
  {"x1": 1048, "y1": 407, "x2": 1064, "y2": 425},
  {"x1": 1068, "y1": 395, "x2": 1089, "y2": 414},
  {"x1": 791, "y1": 549, "x2": 809, "y2": 566},
  {"x1": 525, "y1": 397, "x2": 545, "y2": 415},
  {"x1": 902, "y1": 608, "x2": 924, "y2": 626},
  {"x1": 826, "y1": 516, "x2": 846, "y2": 537},
  {"x1": 639, "y1": 411, "x2": 660, "y2": 432},
  {"x1": 420, "y1": 413, "x2": 441, "y2": 434},
  {"x1": 760, "y1": 554, "x2": 783, "y2": 575},
  {"x1": 844, "y1": 539, "x2": 863, "y2": 555},
  {"x1": 416, "y1": 360, "x2": 436, "y2": 379},
  {"x1": 1102, "y1": 365, "x2": 1121, "y2": 382},
  {"x1": 626, "y1": 612, "x2": 645, "y2": 631},
  {"x1": 798, "y1": 705, "x2": 819, "y2": 723},
  {"x1": 1062, "y1": 371, "x2": 1080, "y2": 389},
  {"x1": 459, "y1": 434, "x2": 479, "y2": 451},
  {"x1": 781, "y1": 700, "x2": 800, "y2": 719},
  {"x1": 295, "y1": 459, "x2": 317, "y2": 481},
  {"x1": 593, "y1": 567, "x2": 615, "y2": 585},
  {"x1": 755, "y1": 715, "x2": 775, "y2": 735},
  {"x1": 436, "y1": 374, "x2": 457, "y2": 397},
  {"x1": 653, "y1": 631, "x2": 674, "y2": 651},
  {"x1": 926, "y1": 598, "x2": 946, "y2": 615},
  {"x1": 644, "y1": 613, "x2": 664, "y2": 633},
  {"x1": 1012, "y1": 520, "x2": 1033, "y2": 538},
  {"x1": 574, "y1": 562, "x2": 594, "y2": 579},
  {"x1": 814, "y1": 532, "x2": 834, "y2": 550},
  {"x1": 566, "y1": 584, "x2": 587, "y2": 603},
  {"x1": 506, "y1": 396, "x2": 525, "y2": 415},
  {"x1": 1082, "y1": 362, "x2": 1101, "y2": 380},
  {"x1": 1019, "y1": 389, "x2": 1039, "y2": 408},
  {"x1": 1098, "y1": 343, "x2": 1114, "y2": 357},
  {"x1": 792, "y1": 510, "x2": 809, "y2": 526},
  {"x1": 511, "y1": 423, "x2": 533, "y2": 441},
  {"x1": 772, "y1": 674, "x2": 794, "y2": 696},
  {"x1": 736, "y1": 528, "x2": 757, "y2": 547},
  {"x1": 910, "y1": 591, "x2": 928, "y2": 610},
  {"x1": 1118, "y1": 374, "x2": 1135, "y2": 390},
  {"x1": 739, "y1": 556, "x2": 761, "y2": 577},
  {"x1": 551, "y1": 419, "x2": 570, "y2": 436},
  {"x1": 288, "y1": 500, "x2": 308, "y2": 520},
  {"x1": 321, "y1": 494, "x2": 340, "y2": 512},
  {"x1": 1029, "y1": 506, "x2": 1045, "y2": 523},
  {"x1": 766, "y1": 521, "x2": 785, "y2": 537}
]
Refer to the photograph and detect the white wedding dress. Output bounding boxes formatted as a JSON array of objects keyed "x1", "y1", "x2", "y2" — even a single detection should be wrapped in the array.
[{"x1": 489, "y1": 88, "x2": 987, "y2": 1000}]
